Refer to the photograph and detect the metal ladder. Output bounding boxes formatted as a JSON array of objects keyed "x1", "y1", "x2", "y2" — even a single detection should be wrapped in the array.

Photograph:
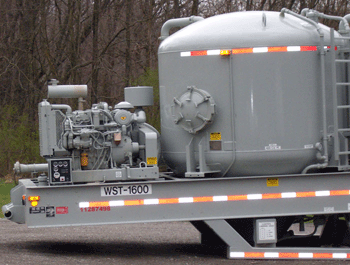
[{"x1": 330, "y1": 28, "x2": 350, "y2": 170}]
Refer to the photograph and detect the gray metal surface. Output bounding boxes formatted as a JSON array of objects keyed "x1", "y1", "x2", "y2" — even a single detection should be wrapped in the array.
[
  {"x1": 203, "y1": 219, "x2": 350, "y2": 259},
  {"x1": 124, "y1": 86, "x2": 154, "y2": 107},
  {"x1": 4, "y1": 172, "x2": 350, "y2": 228},
  {"x1": 158, "y1": 10, "x2": 348, "y2": 177},
  {"x1": 3, "y1": 219, "x2": 348, "y2": 264},
  {"x1": 48, "y1": 84, "x2": 88, "y2": 98},
  {"x1": 158, "y1": 11, "x2": 338, "y2": 52}
]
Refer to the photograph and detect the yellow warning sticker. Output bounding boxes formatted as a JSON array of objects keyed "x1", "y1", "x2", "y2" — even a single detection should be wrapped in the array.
[
  {"x1": 147, "y1": 157, "x2": 157, "y2": 165},
  {"x1": 210, "y1": 132, "x2": 222, "y2": 141},
  {"x1": 121, "y1": 116, "x2": 126, "y2": 121},
  {"x1": 267, "y1": 178, "x2": 279, "y2": 187}
]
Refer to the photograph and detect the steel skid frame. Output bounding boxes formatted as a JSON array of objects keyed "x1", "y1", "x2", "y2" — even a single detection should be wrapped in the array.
[{"x1": 4, "y1": 171, "x2": 350, "y2": 260}]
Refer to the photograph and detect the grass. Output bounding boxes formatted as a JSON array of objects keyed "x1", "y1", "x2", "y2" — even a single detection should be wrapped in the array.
[{"x1": 0, "y1": 179, "x2": 16, "y2": 218}]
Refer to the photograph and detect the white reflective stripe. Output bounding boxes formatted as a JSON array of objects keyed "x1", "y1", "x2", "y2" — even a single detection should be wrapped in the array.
[
  {"x1": 213, "y1": 195, "x2": 228, "y2": 201},
  {"x1": 281, "y1": 192, "x2": 297, "y2": 198},
  {"x1": 333, "y1": 253, "x2": 347, "y2": 259},
  {"x1": 253, "y1": 47, "x2": 268, "y2": 53},
  {"x1": 109, "y1": 200, "x2": 124, "y2": 206},
  {"x1": 264, "y1": 252, "x2": 279, "y2": 258},
  {"x1": 144, "y1": 199, "x2": 159, "y2": 205},
  {"x1": 315, "y1": 190, "x2": 330, "y2": 197},
  {"x1": 207, "y1": 49, "x2": 221, "y2": 55},
  {"x1": 287, "y1": 46, "x2": 301, "y2": 51},
  {"x1": 179, "y1": 197, "x2": 194, "y2": 203},
  {"x1": 180, "y1": 52, "x2": 191, "y2": 57},
  {"x1": 247, "y1": 194, "x2": 262, "y2": 200},
  {"x1": 230, "y1": 252, "x2": 245, "y2": 258},
  {"x1": 299, "y1": 253, "x2": 313, "y2": 258},
  {"x1": 230, "y1": 251, "x2": 350, "y2": 259},
  {"x1": 79, "y1": 202, "x2": 89, "y2": 208}
]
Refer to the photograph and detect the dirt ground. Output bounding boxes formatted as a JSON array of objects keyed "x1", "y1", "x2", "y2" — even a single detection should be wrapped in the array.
[{"x1": 1, "y1": 219, "x2": 350, "y2": 265}]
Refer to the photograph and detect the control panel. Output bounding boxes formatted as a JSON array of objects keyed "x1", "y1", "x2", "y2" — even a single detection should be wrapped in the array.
[{"x1": 48, "y1": 158, "x2": 72, "y2": 184}]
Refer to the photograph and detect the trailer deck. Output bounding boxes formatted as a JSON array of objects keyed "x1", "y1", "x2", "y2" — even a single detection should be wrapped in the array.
[{"x1": 4, "y1": 172, "x2": 350, "y2": 259}]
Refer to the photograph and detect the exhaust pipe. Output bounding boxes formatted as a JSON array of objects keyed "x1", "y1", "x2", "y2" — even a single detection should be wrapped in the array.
[{"x1": 2, "y1": 203, "x2": 13, "y2": 219}]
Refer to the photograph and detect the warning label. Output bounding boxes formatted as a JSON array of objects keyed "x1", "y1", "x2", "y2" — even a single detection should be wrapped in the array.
[
  {"x1": 267, "y1": 178, "x2": 279, "y2": 187},
  {"x1": 147, "y1": 157, "x2": 157, "y2": 165},
  {"x1": 210, "y1": 132, "x2": 221, "y2": 141}
]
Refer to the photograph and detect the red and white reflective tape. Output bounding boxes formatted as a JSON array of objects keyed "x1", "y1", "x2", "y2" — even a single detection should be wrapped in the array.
[
  {"x1": 181, "y1": 49, "x2": 224, "y2": 57},
  {"x1": 79, "y1": 189, "x2": 350, "y2": 208},
  {"x1": 180, "y1": 45, "x2": 336, "y2": 57},
  {"x1": 230, "y1": 251, "x2": 350, "y2": 259}
]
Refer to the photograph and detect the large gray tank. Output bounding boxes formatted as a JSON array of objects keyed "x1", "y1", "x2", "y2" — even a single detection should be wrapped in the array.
[{"x1": 158, "y1": 10, "x2": 347, "y2": 177}]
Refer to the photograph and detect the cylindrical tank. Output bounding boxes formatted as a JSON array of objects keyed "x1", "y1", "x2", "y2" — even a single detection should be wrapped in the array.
[{"x1": 158, "y1": 10, "x2": 347, "y2": 177}]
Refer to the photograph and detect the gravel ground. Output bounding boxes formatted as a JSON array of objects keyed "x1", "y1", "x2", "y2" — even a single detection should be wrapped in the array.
[{"x1": 0, "y1": 218, "x2": 349, "y2": 265}]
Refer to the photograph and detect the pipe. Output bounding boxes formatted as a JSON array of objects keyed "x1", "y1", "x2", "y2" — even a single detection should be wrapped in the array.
[
  {"x1": 300, "y1": 8, "x2": 350, "y2": 34},
  {"x1": 2, "y1": 204, "x2": 13, "y2": 219},
  {"x1": 316, "y1": 13, "x2": 350, "y2": 33},
  {"x1": 98, "y1": 102, "x2": 109, "y2": 111},
  {"x1": 340, "y1": 14, "x2": 350, "y2": 34},
  {"x1": 62, "y1": 131, "x2": 70, "y2": 149},
  {"x1": 281, "y1": 8, "x2": 329, "y2": 173},
  {"x1": 302, "y1": 33, "x2": 330, "y2": 174},
  {"x1": 51, "y1": 104, "x2": 72, "y2": 115},
  {"x1": 160, "y1": 16, "x2": 204, "y2": 40},
  {"x1": 280, "y1": 8, "x2": 324, "y2": 36},
  {"x1": 13, "y1": 161, "x2": 49, "y2": 174},
  {"x1": 301, "y1": 8, "x2": 309, "y2": 17},
  {"x1": 302, "y1": 162, "x2": 328, "y2": 174},
  {"x1": 48, "y1": 84, "x2": 88, "y2": 99},
  {"x1": 78, "y1": 97, "x2": 84, "y2": 111},
  {"x1": 101, "y1": 109, "x2": 114, "y2": 121},
  {"x1": 134, "y1": 108, "x2": 146, "y2": 123}
]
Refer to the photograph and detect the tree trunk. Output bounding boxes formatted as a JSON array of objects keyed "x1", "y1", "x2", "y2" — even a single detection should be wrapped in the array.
[{"x1": 92, "y1": 0, "x2": 100, "y2": 103}]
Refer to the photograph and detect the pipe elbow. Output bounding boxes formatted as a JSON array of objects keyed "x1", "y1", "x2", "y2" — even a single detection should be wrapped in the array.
[
  {"x1": 301, "y1": 8, "x2": 310, "y2": 17},
  {"x1": 339, "y1": 14, "x2": 350, "y2": 33},
  {"x1": 51, "y1": 104, "x2": 72, "y2": 115},
  {"x1": 280, "y1": 8, "x2": 288, "y2": 17},
  {"x1": 160, "y1": 16, "x2": 204, "y2": 40}
]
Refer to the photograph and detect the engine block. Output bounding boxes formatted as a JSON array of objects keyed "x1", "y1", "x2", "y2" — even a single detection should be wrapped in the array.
[{"x1": 36, "y1": 83, "x2": 160, "y2": 184}]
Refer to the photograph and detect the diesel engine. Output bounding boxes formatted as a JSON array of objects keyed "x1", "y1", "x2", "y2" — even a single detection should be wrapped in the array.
[{"x1": 15, "y1": 81, "x2": 160, "y2": 184}]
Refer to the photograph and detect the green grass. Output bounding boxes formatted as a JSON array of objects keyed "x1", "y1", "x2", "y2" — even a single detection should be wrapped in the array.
[{"x1": 0, "y1": 179, "x2": 16, "y2": 218}]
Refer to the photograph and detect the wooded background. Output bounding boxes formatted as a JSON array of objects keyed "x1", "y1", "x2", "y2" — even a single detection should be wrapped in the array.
[{"x1": 0, "y1": 0, "x2": 349, "y2": 176}]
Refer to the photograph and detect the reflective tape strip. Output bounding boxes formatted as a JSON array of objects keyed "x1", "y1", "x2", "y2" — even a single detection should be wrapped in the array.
[
  {"x1": 109, "y1": 200, "x2": 124, "y2": 206},
  {"x1": 213, "y1": 195, "x2": 228, "y2": 201},
  {"x1": 181, "y1": 46, "x2": 320, "y2": 57},
  {"x1": 281, "y1": 192, "x2": 297, "y2": 198},
  {"x1": 79, "y1": 202, "x2": 89, "y2": 208},
  {"x1": 179, "y1": 197, "x2": 194, "y2": 203},
  {"x1": 207, "y1": 49, "x2": 221, "y2": 55},
  {"x1": 247, "y1": 194, "x2": 262, "y2": 200},
  {"x1": 143, "y1": 198, "x2": 159, "y2": 205},
  {"x1": 316, "y1": 190, "x2": 331, "y2": 196},
  {"x1": 230, "y1": 252, "x2": 350, "y2": 259},
  {"x1": 79, "y1": 189, "x2": 350, "y2": 208}
]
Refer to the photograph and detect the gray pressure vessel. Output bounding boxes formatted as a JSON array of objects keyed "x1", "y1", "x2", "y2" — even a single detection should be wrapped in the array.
[{"x1": 158, "y1": 11, "x2": 346, "y2": 177}]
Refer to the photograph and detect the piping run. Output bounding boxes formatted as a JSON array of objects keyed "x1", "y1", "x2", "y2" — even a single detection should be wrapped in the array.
[
  {"x1": 280, "y1": 8, "x2": 329, "y2": 173},
  {"x1": 300, "y1": 8, "x2": 350, "y2": 34},
  {"x1": 160, "y1": 16, "x2": 204, "y2": 40},
  {"x1": 280, "y1": 8, "x2": 324, "y2": 36}
]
